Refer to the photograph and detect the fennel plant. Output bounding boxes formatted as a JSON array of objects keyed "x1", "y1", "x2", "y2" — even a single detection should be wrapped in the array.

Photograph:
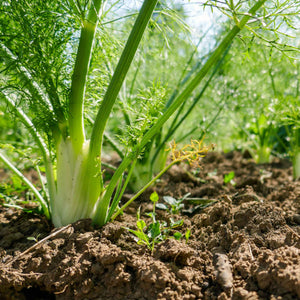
[{"x1": 0, "y1": 0, "x2": 272, "y2": 227}]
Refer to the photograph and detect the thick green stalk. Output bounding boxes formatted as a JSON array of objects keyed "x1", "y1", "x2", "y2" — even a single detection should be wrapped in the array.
[
  {"x1": 106, "y1": 159, "x2": 137, "y2": 222},
  {"x1": 293, "y1": 151, "x2": 300, "y2": 180},
  {"x1": 51, "y1": 138, "x2": 93, "y2": 227},
  {"x1": 89, "y1": 0, "x2": 158, "y2": 168},
  {"x1": 90, "y1": 0, "x2": 158, "y2": 225},
  {"x1": 69, "y1": 0, "x2": 103, "y2": 153},
  {"x1": 86, "y1": 114, "x2": 124, "y2": 159},
  {"x1": 97, "y1": 0, "x2": 267, "y2": 223},
  {"x1": 93, "y1": 154, "x2": 132, "y2": 224}
]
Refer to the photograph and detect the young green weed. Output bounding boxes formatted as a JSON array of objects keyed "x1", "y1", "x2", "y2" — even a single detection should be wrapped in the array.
[
  {"x1": 156, "y1": 193, "x2": 190, "y2": 215},
  {"x1": 127, "y1": 192, "x2": 188, "y2": 253},
  {"x1": 223, "y1": 171, "x2": 236, "y2": 186}
]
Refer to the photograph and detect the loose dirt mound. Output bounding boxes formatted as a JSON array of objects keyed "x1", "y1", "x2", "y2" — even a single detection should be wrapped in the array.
[{"x1": 0, "y1": 151, "x2": 299, "y2": 299}]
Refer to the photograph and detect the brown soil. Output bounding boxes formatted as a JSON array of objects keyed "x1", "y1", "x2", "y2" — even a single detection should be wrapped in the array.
[{"x1": 0, "y1": 151, "x2": 299, "y2": 300}]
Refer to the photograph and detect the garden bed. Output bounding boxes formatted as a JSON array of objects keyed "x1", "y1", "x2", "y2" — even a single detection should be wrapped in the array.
[{"x1": 0, "y1": 151, "x2": 299, "y2": 300}]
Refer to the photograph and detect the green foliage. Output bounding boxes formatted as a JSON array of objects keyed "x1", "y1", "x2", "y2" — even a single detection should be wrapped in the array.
[
  {"x1": 156, "y1": 193, "x2": 190, "y2": 214},
  {"x1": 127, "y1": 192, "x2": 185, "y2": 253},
  {"x1": 119, "y1": 0, "x2": 300, "y2": 191},
  {"x1": 119, "y1": 81, "x2": 168, "y2": 152},
  {"x1": 0, "y1": 0, "x2": 74, "y2": 135},
  {"x1": 185, "y1": 229, "x2": 191, "y2": 244},
  {"x1": 0, "y1": 0, "x2": 162, "y2": 226},
  {"x1": 0, "y1": 180, "x2": 43, "y2": 215},
  {"x1": 223, "y1": 171, "x2": 235, "y2": 185},
  {"x1": 210, "y1": 17, "x2": 300, "y2": 159},
  {"x1": 27, "y1": 234, "x2": 41, "y2": 243}
]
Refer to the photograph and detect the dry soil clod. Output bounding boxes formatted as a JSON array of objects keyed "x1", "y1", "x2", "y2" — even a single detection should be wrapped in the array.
[{"x1": 212, "y1": 247, "x2": 234, "y2": 290}]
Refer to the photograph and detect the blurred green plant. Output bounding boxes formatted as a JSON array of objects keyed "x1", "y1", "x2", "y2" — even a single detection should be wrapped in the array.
[
  {"x1": 210, "y1": 8, "x2": 300, "y2": 160},
  {"x1": 274, "y1": 95, "x2": 300, "y2": 179},
  {"x1": 27, "y1": 234, "x2": 41, "y2": 243},
  {"x1": 223, "y1": 171, "x2": 236, "y2": 185},
  {"x1": 156, "y1": 194, "x2": 187, "y2": 215},
  {"x1": 240, "y1": 113, "x2": 276, "y2": 163}
]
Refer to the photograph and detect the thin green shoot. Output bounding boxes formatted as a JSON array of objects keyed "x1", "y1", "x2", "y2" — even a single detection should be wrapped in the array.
[
  {"x1": 0, "y1": 151, "x2": 49, "y2": 219},
  {"x1": 27, "y1": 234, "x2": 41, "y2": 243},
  {"x1": 185, "y1": 229, "x2": 191, "y2": 244}
]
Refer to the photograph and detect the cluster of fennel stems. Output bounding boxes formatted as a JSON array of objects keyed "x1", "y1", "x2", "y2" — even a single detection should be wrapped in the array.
[{"x1": 0, "y1": 0, "x2": 267, "y2": 227}]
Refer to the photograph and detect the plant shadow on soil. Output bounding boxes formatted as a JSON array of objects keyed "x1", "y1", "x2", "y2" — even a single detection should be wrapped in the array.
[{"x1": 0, "y1": 151, "x2": 299, "y2": 300}]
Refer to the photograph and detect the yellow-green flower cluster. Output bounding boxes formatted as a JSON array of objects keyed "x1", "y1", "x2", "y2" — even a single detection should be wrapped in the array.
[{"x1": 167, "y1": 139, "x2": 214, "y2": 167}]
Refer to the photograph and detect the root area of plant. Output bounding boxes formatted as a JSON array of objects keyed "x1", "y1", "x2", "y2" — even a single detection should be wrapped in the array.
[{"x1": 0, "y1": 151, "x2": 299, "y2": 300}]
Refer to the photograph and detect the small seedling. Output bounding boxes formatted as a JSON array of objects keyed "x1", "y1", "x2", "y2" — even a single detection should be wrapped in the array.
[
  {"x1": 172, "y1": 228, "x2": 192, "y2": 243},
  {"x1": 156, "y1": 193, "x2": 217, "y2": 216},
  {"x1": 185, "y1": 229, "x2": 191, "y2": 243},
  {"x1": 127, "y1": 192, "x2": 186, "y2": 253},
  {"x1": 223, "y1": 171, "x2": 236, "y2": 185},
  {"x1": 27, "y1": 233, "x2": 41, "y2": 243},
  {"x1": 156, "y1": 193, "x2": 191, "y2": 214}
]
